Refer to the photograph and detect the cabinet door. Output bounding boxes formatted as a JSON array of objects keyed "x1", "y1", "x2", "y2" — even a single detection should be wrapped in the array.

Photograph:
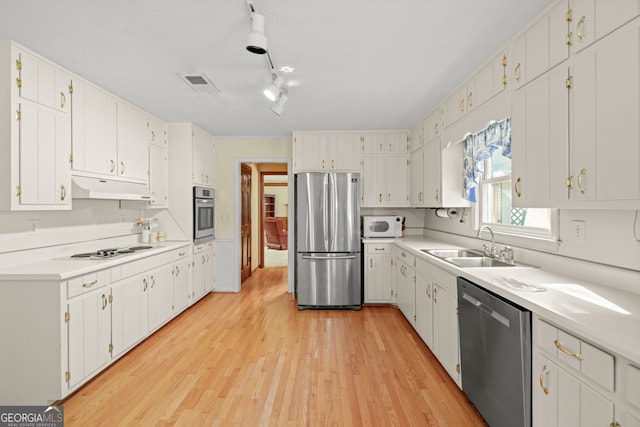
[
  {"x1": 386, "y1": 156, "x2": 409, "y2": 206},
  {"x1": 332, "y1": 133, "x2": 361, "y2": 171},
  {"x1": 15, "y1": 49, "x2": 69, "y2": 111},
  {"x1": 148, "y1": 116, "x2": 167, "y2": 148},
  {"x1": 385, "y1": 132, "x2": 409, "y2": 154},
  {"x1": 173, "y1": 257, "x2": 191, "y2": 313},
  {"x1": 111, "y1": 274, "x2": 146, "y2": 356},
  {"x1": 71, "y1": 80, "x2": 118, "y2": 176},
  {"x1": 67, "y1": 291, "x2": 109, "y2": 389},
  {"x1": 192, "y1": 128, "x2": 215, "y2": 187},
  {"x1": 293, "y1": 132, "x2": 332, "y2": 171},
  {"x1": 570, "y1": 22, "x2": 640, "y2": 205},
  {"x1": 148, "y1": 265, "x2": 173, "y2": 331},
  {"x1": 204, "y1": 247, "x2": 215, "y2": 293},
  {"x1": 423, "y1": 139, "x2": 441, "y2": 206},
  {"x1": 364, "y1": 254, "x2": 393, "y2": 303},
  {"x1": 569, "y1": 0, "x2": 639, "y2": 54},
  {"x1": 511, "y1": 65, "x2": 569, "y2": 206},
  {"x1": 116, "y1": 102, "x2": 148, "y2": 182},
  {"x1": 18, "y1": 100, "x2": 71, "y2": 208},
  {"x1": 149, "y1": 145, "x2": 168, "y2": 207},
  {"x1": 433, "y1": 284, "x2": 458, "y2": 381},
  {"x1": 411, "y1": 120, "x2": 424, "y2": 151},
  {"x1": 512, "y1": 32, "x2": 527, "y2": 90},
  {"x1": 362, "y1": 133, "x2": 386, "y2": 154},
  {"x1": 415, "y1": 270, "x2": 433, "y2": 348},
  {"x1": 534, "y1": 355, "x2": 560, "y2": 427},
  {"x1": 395, "y1": 261, "x2": 415, "y2": 326},
  {"x1": 473, "y1": 60, "x2": 495, "y2": 108},
  {"x1": 193, "y1": 251, "x2": 206, "y2": 300},
  {"x1": 362, "y1": 156, "x2": 386, "y2": 206},
  {"x1": 409, "y1": 147, "x2": 424, "y2": 206}
]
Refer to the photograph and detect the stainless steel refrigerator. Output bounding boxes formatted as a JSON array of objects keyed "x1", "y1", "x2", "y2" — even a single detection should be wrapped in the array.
[{"x1": 295, "y1": 172, "x2": 362, "y2": 309}]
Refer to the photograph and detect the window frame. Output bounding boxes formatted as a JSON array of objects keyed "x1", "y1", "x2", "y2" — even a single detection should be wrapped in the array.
[{"x1": 477, "y1": 159, "x2": 559, "y2": 241}]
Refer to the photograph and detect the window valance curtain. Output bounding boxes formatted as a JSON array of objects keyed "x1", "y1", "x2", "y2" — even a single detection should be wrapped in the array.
[{"x1": 463, "y1": 117, "x2": 511, "y2": 202}]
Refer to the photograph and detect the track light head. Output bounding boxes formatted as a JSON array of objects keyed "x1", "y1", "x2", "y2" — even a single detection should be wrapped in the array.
[
  {"x1": 247, "y1": 13, "x2": 268, "y2": 54},
  {"x1": 263, "y1": 76, "x2": 284, "y2": 101},
  {"x1": 270, "y1": 94, "x2": 288, "y2": 116}
]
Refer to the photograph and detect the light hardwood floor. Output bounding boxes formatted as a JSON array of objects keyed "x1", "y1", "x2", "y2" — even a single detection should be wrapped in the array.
[{"x1": 62, "y1": 267, "x2": 487, "y2": 426}]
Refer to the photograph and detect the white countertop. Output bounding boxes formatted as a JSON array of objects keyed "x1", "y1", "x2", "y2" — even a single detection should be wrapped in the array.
[
  {"x1": 385, "y1": 236, "x2": 640, "y2": 365},
  {"x1": 0, "y1": 240, "x2": 192, "y2": 281}
]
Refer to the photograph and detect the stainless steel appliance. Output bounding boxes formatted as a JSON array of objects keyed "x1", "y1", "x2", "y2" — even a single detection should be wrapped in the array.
[
  {"x1": 362, "y1": 215, "x2": 403, "y2": 238},
  {"x1": 295, "y1": 172, "x2": 361, "y2": 309},
  {"x1": 457, "y1": 277, "x2": 532, "y2": 427},
  {"x1": 193, "y1": 186, "x2": 214, "y2": 243}
]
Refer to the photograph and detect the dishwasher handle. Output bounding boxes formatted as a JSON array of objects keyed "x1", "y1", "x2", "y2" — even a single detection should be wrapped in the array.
[{"x1": 463, "y1": 292, "x2": 510, "y2": 328}]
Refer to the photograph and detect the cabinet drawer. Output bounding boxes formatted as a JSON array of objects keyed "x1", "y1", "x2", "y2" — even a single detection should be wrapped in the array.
[
  {"x1": 627, "y1": 364, "x2": 640, "y2": 410},
  {"x1": 394, "y1": 248, "x2": 415, "y2": 267},
  {"x1": 67, "y1": 269, "x2": 109, "y2": 298},
  {"x1": 537, "y1": 319, "x2": 614, "y2": 391},
  {"x1": 366, "y1": 243, "x2": 391, "y2": 254}
]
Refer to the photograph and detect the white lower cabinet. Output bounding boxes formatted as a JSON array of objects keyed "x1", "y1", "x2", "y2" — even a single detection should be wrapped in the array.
[
  {"x1": 393, "y1": 247, "x2": 415, "y2": 326},
  {"x1": 193, "y1": 241, "x2": 215, "y2": 301},
  {"x1": 363, "y1": 242, "x2": 394, "y2": 303},
  {"x1": 172, "y1": 250, "x2": 192, "y2": 313},
  {"x1": 390, "y1": 250, "x2": 461, "y2": 388},
  {"x1": 66, "y1": 271, "x2": 111, "y2": 389},
  {"x1": 0, "y1": 245, "x2": 195, "y2": 405},
  {"x1": 416, "y1": 258, "x2": 460, "y2": 387},
  {"x1": 148, "y1": 264, "x2": 174, "y2": 332},
  {"x1": 533, "y1": 315, "x2": 640, "y2": 427}
]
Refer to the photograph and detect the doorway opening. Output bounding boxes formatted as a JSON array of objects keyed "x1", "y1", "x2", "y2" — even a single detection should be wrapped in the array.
[
  {"x1": 239, "y1": 162, "x2": 289, "y2": 285},
  {"x1": 260, "y1": 171, "x2": 289, "y2": 268}
]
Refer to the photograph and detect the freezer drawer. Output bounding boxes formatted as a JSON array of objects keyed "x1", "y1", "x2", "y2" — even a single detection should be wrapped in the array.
[{"x1": 296, "y1": 253, "x2": 362, "y2": 309}]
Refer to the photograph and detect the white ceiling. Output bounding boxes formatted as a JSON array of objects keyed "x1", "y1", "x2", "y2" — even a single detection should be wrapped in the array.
[{"x1": 0, "y1": 0, "x2": 554, "y2": 138}]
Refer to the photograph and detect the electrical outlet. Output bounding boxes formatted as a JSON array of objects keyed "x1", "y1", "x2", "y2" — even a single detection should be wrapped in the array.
[
  {"x1": 28, "y1": 219, "x2": 39, "y2": 234},
  {"x1": 572, "y1": 220, "x2": 585, "y2": 242}
]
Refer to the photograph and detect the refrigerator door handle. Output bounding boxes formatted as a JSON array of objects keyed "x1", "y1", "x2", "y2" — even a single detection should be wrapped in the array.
[{"x1": 301, "y1": 254, "x2": 357, "y2": 260}]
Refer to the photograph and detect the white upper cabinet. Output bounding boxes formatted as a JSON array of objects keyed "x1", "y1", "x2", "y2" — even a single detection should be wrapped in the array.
[
  {"x1": 71, "y1": 79, "x2": 118, "y2": 177},
  {"x1": 362, "y1": 131, "x2": 409, "y2": 155},
  {"x1": 512, "y1": 1, "x2": 570, "y2": 90},
  {"x1": 293, "y1": 131, "x2": 362, "y2": 173},
  {"x1": 72, "y1": 80, "x2": 148, "y2": 183},
  {"x1": 192, "y1": 125, "x2": 215, "y2": 188},
  {"x1": 568, "y1": 19, "x2": 640, "y2": 207},
  {"x1": 511, "y1": 64, "x2": 569, "y2": 207},
  {"x1": 569, "y1": 0, "x2": 640, "y2": 54},
  {"x1": 424, "y1": 109, "x2": 440, "y2": 143},
  {"x1": 116, "y1": 101, "x2": 148, "y2": 183},
  {"x1": 410, "y1": 118, "x2": 424, "y2": 152},
  {"x1": 1, "y1": 41, "x2": 72, "y2": 211}
]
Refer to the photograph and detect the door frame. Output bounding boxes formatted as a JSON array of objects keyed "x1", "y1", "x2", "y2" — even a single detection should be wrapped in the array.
[{"x1": 233, "y1": 158, "x2": 294, "y2": 293}]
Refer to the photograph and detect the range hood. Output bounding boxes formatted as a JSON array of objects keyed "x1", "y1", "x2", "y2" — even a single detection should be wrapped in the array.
[{"x1": 71, "y1": 176, "x2": 153, "y2": 201}]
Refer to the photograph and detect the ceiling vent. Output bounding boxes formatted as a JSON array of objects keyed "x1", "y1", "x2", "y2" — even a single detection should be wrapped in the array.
[{"x1": 179, "y1": 73, "x2": 219, "y2": 94}]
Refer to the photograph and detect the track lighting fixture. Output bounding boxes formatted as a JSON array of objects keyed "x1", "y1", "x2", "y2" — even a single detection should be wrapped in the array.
[
  {"x1": 246, "y1": 0, "x2": 292, "y2": 116},
  {"x1": 263, "y1": 76, "x2": 284, "y2": 101},
  {"x1": 246, "y1": 12, "x2": 267, "y2": 54},
  {"x1": 270, "y1": 93, "x2": 288, "y2": 116}
]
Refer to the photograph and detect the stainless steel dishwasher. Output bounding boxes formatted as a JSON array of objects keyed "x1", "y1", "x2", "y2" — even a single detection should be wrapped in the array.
[{"x1": 457, "y1": 277, "x2": 531, "y2": 427}]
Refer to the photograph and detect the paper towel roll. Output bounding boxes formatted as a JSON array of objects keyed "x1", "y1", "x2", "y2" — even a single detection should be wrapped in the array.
[
  {"x1": 434, "y1": 208, "x2": 460, "y2": 219},
  {"x1": 435, "y1": 208, "x2": 449, "y2": 218}
]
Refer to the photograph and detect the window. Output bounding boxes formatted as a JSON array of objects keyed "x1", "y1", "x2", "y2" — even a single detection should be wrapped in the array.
[
  {"x1": 479, "y1": 146, "x2": 555, "y2": 239},
  {"x1": 461, "y1": 117, "x2": 556, "y2": 240}
]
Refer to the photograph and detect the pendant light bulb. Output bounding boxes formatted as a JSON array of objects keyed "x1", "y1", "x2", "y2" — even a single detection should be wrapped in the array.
[
  {"x1": 247, "y1": 13, "x2": 268, "y2": 54},
  {"x1": 264, "y1": 76, "x2": 284, "y2": 101}
]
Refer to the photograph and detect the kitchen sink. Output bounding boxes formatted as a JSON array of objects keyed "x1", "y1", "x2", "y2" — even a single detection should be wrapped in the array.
[
  {"x1": 445, "y1": 257, "x2": 515, "y2": 268},
  {"x1": 423, "y1": 249, "x2": 484, "y2": 258}
]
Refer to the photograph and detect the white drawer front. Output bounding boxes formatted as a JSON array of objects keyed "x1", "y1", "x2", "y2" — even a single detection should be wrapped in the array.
[{"x1": 367, "y1": 243, "x2": 391, "y2": 254}]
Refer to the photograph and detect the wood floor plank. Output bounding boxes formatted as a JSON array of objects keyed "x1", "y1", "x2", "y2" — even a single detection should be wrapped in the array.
[{"x1": 61, "y1": 266, "x2": 487, "y2": 426}]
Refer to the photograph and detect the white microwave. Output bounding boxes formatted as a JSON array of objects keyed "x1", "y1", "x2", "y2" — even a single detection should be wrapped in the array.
[{"x1": 362, "y1": 216, "x2": 403, "y2": 238}]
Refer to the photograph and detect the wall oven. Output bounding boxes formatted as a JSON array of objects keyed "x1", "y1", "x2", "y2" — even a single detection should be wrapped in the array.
[{"x1": 194, "y1": 186, "x2": 214, "y2": 243}]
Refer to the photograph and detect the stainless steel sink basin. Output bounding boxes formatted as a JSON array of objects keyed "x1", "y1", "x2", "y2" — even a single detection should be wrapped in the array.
[
  {"x1": 422, "y1": 249, "x2": 484, "y2": 258},
  {"x1": 445, "y1": 257, "x2": 515, "y2": 268}
]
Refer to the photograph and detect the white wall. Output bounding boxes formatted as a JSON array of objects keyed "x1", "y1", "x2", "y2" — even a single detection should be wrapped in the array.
[
  {"x1": 423, "y1": 207, "x2": 640, "y2": 272},
  {"x1": 0, "y1": 199, "x2": 150, "y2": 255}
]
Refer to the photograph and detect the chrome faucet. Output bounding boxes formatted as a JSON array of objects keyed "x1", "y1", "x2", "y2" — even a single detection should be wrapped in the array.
[{"x1": 476, "y1": 225, "x2": 498, "y2": 258}]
